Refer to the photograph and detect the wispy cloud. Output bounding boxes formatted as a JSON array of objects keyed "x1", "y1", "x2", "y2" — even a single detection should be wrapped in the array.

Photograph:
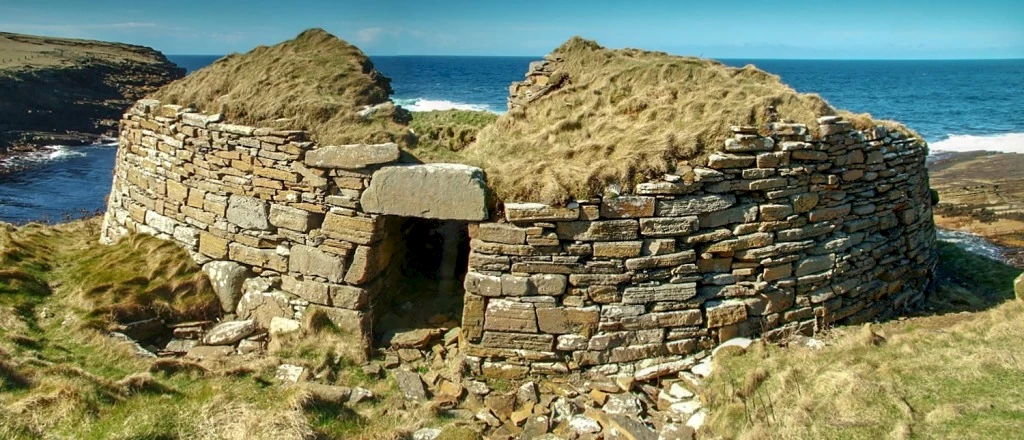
[{"x1": 356, "y1": 27, "x2": 386, "y2": 43}]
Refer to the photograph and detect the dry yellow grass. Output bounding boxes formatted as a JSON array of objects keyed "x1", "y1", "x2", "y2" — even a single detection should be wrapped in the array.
[
  {"x1": 702, "y1": 242, "x2": 1024, "y2": 439},
  {"x1": 459, "y1": 37, "x2": 916, "y2": 203},
  {"x1": 150, "y1": 28, "x2": 411, "y2": 147}
]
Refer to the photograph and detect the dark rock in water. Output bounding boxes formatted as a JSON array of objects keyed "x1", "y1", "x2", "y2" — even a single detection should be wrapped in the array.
[{"x1": 0, "y1": 31, "x2": 184, "y2": 162}]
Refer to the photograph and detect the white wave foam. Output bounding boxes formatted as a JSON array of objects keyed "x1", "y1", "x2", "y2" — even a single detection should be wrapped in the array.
[
  {"x1": 394, "y1": 98, "x2": 496, "y2": 113},
  {"x1": 930, "y1": 133, "x2": 1024, "y2": 154},
  {"x1": 1, "y1": 144, "x2": 97, "y2": 169}
]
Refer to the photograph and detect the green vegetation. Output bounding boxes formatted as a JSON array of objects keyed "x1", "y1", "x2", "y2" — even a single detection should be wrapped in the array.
[
  {"x1": 407, "y1": 110, "x2": 499, "y2": 162},
  {"x1": 0, "y1": 219, "x2": 443, "y2": 439},
  {"x1": 701, "y1": 242, "x2": 1024, "y2": 439}
]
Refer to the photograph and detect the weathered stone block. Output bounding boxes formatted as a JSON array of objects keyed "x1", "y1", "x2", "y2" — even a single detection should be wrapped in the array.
[
  {"x1": 795, "y1": 254, "x2": 835, "y2": 277},
  {"x1": 622, "y1": 283, "x2": 697, "y2": 304},
  {"x1": 203, "y1": 261, "x2": 251, "y2": 313},
  {"x1": 481, "y1": 332, "x2": 554, "y2": 351},
  {"x1": 593, "y1": 241, "x2": 643, "y2": 258},
  {"x1": 707, "y1": 153, "x2": 756, "y2": 169},
  {"x1": 536, "y1": 307, "x2": 600, "y2": 334},
  {"x1": 304, "y1": 143, "x2": 400, "y2": 169},
  {"x1": 229, "y1": 243, "x2": 287, "y2": 272},
  {"x1": 270, "y1": 204, "x2": 323, "y2": 232},
  {"x1": 808, "y1": 204, "x2": 851, "y2": 223},
  {"x1": 639, "y1": 216, "x2": 698, "y2": 237},
  {"x1": 504, "y1": 203, "x2": 580, "y2": 222},
  {"x1": 462, "y1": 294, "x2": 486, "y2": 341},
  {"x1": 792, "y1": 193, "x2": 820, "y2": 214},
  {"x1": 484, "y1": 299, "x2": 538, "y2": 333},
  {"x1": 199, "y1": 232, "x2": 229, "y2": 259},
  {"x1": 465, "y1": 272, "x2": 503, "y2": 296},
  {"x1": 656, "y1": 194, "x2": 736, "y2": 216},
  {"x1": 555, "y1": 220, "x2": 638, "y2": 241},
  {"x1": 763, "y1": 263, "x2": 793, "y2": 281},
  {"x1": 625, "y1": 250, "x2": 696, "y2": 270},
  {"x1": 290, "y1": 244, "x2": 347, "y2": 283},
  {"x1": 706, "y1": 300, "x2": 748, "y2": 327},
  {"x1": 360, "y1": 164, "x2": 488, "y2": 221},
  {"x1": 473, "y1": 223, "x2": 527, "y2": 245},
  {"x1": 600, "y1": 196, "x2": 655, "y2": 218},
  {"x1": 531, "y1": 274, "x2": 568, "y2": 296},
  {"x1": 227, "y1": 195, "x2": 272, "y2": 230}
]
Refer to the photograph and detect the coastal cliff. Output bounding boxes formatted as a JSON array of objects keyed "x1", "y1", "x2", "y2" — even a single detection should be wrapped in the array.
[{"x1": 0, "y1": 32, "x2": 183, "y2": 159}]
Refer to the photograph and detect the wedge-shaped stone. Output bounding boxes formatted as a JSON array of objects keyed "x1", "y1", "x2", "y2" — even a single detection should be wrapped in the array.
[
  {"x1": 639, "y1": 217, "x2": 699, "y2": 237},
  {"x1": 504, "y1": 202, "x2": 580, "y2": 222},
  {"x1": 600, "y1": 196, "x2": 655, "y2": 218},
  {"x1": 555, "y1": 220, "x2": 638, "y2": 241},
  {"x1": 481, "y1": 332, "x2": 554, "y2": 351},
  {"x1": 360, "y1": 164, "x2": 487, "y2": 221},
  {"x1": 622, "y1": 283, "x2": 697, "y2": 304},
  {"x1": 625, "y1": 250, "x2": 696, "y2": 270},
  {"x1": 304, "y1": 143, "x2": 400, "y2": 169},
  {"x1": 656, "y1": 194, "x2": 736, "y2": 217}
]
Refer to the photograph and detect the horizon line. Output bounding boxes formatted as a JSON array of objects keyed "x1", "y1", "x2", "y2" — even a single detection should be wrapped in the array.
[{"x1": 166, "y1": 54, "x2": 1024, "y2": 61}]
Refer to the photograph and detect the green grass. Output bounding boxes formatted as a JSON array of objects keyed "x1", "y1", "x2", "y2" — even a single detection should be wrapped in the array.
[
  {"x1": 0, "y1": 218, "x2": 444, "y2": 439},
  {"x1": 406, "y1": 110, "x2": 499, "y2": 162},
  {"x1": 701, "y1": 242, "x2": 1024, "y2": 439}
]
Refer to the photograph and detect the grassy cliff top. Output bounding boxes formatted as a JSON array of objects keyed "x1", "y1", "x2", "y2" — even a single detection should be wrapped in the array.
[
  {"x1": 460, "y1": 37, "x2": 916, "y2": 203},
  {"x1": 0, "y1": 32, "x2": 174, "y2": 72},
  {"x1": 150, "y1": 29, "x2": 410, "y2": 146}
]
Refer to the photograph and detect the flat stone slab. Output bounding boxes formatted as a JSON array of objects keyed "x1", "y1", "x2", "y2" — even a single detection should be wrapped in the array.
[
  {"x1": 360, "y1": 164, "x2": 488, "y2": 221},
  {"x1": 304, "y1": 143, "x2": 400, "y2": 169}
]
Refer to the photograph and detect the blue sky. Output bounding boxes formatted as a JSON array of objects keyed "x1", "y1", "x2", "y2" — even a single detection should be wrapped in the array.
[{"x1": 1, "y1": 0, "x2": 1022, "y2": 58}]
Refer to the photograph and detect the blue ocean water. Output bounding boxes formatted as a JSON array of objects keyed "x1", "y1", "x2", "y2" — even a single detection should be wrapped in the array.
[{"x1": 1, "y1": 55, "x2": 1022, "y2": 223}]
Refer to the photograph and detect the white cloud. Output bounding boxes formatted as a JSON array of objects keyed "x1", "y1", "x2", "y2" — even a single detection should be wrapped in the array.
[{"x1": 356, "y1": 27, "x2": 386, "y2": 43}]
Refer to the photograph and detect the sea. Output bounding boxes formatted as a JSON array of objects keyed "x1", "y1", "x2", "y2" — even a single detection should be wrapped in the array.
[{"x1": 1, "y1": 55, "x2": 1022, "y2": 224}]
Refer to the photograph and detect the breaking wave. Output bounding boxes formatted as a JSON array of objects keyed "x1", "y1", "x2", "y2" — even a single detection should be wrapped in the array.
[
  {"x1": 930, "y1": 133, "x2": 1024, "y2": 154},
  {"x1": 393, "y1": 98, "x2": 497, "y2": 113}
]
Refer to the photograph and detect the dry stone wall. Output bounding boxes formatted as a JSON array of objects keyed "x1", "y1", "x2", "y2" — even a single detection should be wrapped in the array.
[
  {"x1": 461, "y1": 118, "x2": 936, "y2": 379},
  {"x1": 101, "y1": 99, "x2": 487, "y2": 362}
]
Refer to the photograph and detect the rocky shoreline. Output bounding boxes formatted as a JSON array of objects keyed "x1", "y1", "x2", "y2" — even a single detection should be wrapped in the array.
[
  {"x1": 928, "y1": 150, "x2": 1024, "y2": 267},
  {"x1": 0, "y1": 31, "x2": 184, "y2": 171}
]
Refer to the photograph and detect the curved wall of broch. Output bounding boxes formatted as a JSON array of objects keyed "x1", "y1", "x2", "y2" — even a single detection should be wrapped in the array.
[{"x1": 102, "y1": 99, "x2": 937, "y2": 378}]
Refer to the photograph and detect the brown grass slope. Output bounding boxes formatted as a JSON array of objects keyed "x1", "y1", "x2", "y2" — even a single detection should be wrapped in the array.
[
  {"x1": 464, "y1": 37, "x2": 916, "y2": 203},
  {"x1": 150, "y1": 28, "x2": 411, "y2": 147}
]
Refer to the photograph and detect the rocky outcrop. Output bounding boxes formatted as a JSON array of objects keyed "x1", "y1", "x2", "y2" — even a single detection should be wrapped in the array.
[{"x1": 0, "y1": 32, "x2": 183, "y2": 159}]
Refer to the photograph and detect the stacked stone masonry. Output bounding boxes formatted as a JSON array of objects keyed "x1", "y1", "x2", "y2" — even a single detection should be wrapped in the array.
[
  {"x1": 461, "y1": 119, "x2": 936, "y2": 379},
  {"x1": 102, "y1": 99, "x2": 937, "y2": 377},
  {"x1": 101, "y1": 99, "x2": 433, "y2": 362}
]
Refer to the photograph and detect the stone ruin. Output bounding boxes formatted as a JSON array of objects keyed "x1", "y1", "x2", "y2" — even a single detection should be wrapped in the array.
[{"x1": 101, "y1": 60, "x2": 937, "y2": 381}]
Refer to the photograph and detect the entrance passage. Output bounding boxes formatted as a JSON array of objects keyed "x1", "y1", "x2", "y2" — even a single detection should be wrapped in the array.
[{"x1": 373, "y1": 217, "x2": 470, "y2": 341}]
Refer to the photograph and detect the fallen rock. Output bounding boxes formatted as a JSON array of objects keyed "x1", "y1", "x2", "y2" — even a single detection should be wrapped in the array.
[
  {"x1": 269, "y1": 317, "x2": 301, "y2": 335},
  {"x1": 276, "y1": 364, "x2": 307, "y2": 383},
  {"x1": 348, "y1": 387, "x2": 374, "y2": 404},
  {"x1": 522, "y1": 415, "x2": 550, "y2": 438},
  {"x1": 711, "y1": 337, "x2": 754, "y2": 356},
  {"x1": 303, "y1": 383, "x2": 352, "y2": 403},
  {"x1": 395, "y1": 370, "x2": 429, "y2": 401},
  {"x1": 185, "y1": 345, "x2": 234, "y2": 360},
  {"x1": 517, "y1": 381, "x2": 539, "y2": 406},
  {"x1": 685, "y1": 409, "x2": 707, "y2": 432},
  {"x1": 203, "y1": 320, "x2": 256, "y2": 345},
  {"x1": 690, "y1": 360, "x2": 713, "y2": 378},
  {"x1": 475, "y1": 408, "x2": 500, "y2": 427},
  {"x1": 603, "y1": 393, "x2": 644, "y2": 417},
  {"x1": 203, "y1": 261, "x2": 251, "y2": 313},
  {"x1": 569, "y1": 415, "x2": 602, "y2": 434},
  {"x1": 591, "y1": 411, "x2": 657, "y2": 440},
  {"x1": 412, "y1": 427, "x2": 441, "y2": 440},
  {"x1": 659, "y1": 423, "x2": 695, "y2": 440},
  {"x1": 385, "y1": 328, "x2": 443, "y2": 349},
  {"x1": 163, "y1": 339, "x2": 198, "y2": 354}
]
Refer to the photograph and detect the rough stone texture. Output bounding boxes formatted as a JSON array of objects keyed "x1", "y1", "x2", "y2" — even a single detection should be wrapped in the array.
[
  {"x1": 304, "y1": 143, "x2": 400, "y2": 169},
  {"x1": 1017, "y1": 273, "x2": 1024, "y2": 301},
  {"x1": 203, "y1": 320, "x2": 256, "y2": 345},
  {"x1": 360, "y1": 164, "x2": 488, "y2": 221},
  {"x1": 462, "y1": 116, "x2": 936, "y2": 376},
  {"x1": 102, "y1": 104, "x2": 935, "y2": 377},
  {"x1": 202, "y1": 261, "x2": 250, "y2": 313}
]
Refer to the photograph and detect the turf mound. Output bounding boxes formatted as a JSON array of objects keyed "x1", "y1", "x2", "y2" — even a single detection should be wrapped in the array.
[
  {"x1": 150, "y1": 28, "x2": 410, "y2": 146},
  {"x1": 462, "y1": 37, "x2": 913, "y2": 204}
]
